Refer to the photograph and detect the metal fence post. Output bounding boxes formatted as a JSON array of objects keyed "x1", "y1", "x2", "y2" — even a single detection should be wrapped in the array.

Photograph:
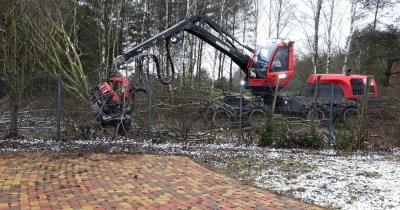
[
  {"x1": 148, "y1": 78, "x2": 153, "y2": 140},
  {"x1": 238, "y1": 81, "x2": 244, "y2": 145},
  {"x1": 328, "y1": 83, "x2": 334, "y2": 145},
  {"x1": 56, "y1": 74, "x2": 61, "y2": 141}
]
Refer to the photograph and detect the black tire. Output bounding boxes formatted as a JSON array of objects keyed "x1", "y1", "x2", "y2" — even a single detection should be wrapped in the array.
[
  {"x1": 343, "y1": 108, "x2": 360, "y2": 129},
  {"x1": 212, "y1": 108, "x2": 232, "y2": 129},
  {"x1": 307, "y1": 109, "x2": 325, "y2": 121},
  {"x1": 249, "y1": 109, "x2": 266, "y2": 126}
]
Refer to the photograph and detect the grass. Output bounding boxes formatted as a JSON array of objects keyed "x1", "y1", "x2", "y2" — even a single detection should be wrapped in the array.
[
  {"x1": 355, "y1": 171, "x2": 382, "y2": 178},
  {"x1": 204, "y1": 155, "x2": 317, "y2": 187}
]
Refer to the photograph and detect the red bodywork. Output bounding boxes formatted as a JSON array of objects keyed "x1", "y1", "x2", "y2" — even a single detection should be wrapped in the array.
[
  {"x1": 97, "y1": 76, "x2": 131, "y2": 102},
  {"x1": 246, "y1": 40, "x2": 295, "y2": 88},
  {"x1": 307, "y1": 74, "x2": 379, "y2": 99},
  {"x1": 97, "y1": 82, "x2": 119, "y2": 101}
]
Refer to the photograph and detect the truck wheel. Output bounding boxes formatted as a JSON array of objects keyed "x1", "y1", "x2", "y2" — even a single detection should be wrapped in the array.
[
  {"x1": 212, "y1": 108, "x2": 232, "y2": 129},
  {"x1": 306, "y1": 109, "x2": 325, "y2": 121},
  {"x1": 343, "y1": 108, "x2": 360, "y2": 129},
  {"x1": 249, "y1": 109, "x2": 266, "y2": 126}
]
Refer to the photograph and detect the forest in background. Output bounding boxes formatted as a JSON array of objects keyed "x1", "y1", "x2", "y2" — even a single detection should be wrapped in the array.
[{"x1": 1, "y1": 0, "x2": 400, "y2": 138}]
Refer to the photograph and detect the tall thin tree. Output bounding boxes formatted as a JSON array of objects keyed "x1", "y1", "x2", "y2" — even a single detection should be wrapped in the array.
[
  {"x1": 313, "y1": 0, "x2": 323, "y2": 74},
  {"x1": 342, "y1": 0, "x2": 357, "y2": 73}
]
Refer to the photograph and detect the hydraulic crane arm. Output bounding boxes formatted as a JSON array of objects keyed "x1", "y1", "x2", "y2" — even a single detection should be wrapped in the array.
[
  {"x1": 113, "y1": 14, "x2": 295, "y2": 103},
  {"x1": 114, "y1": 15, "x2": 252, "y2": 72}
]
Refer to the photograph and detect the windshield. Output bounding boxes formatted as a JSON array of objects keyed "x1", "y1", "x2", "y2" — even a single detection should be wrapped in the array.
[
  {"x1": 255, "y1": 44, "x2": 275, "y2": 63},
  {"x1": 249, "y1": 44, "x2": 276, "y2": 79}
]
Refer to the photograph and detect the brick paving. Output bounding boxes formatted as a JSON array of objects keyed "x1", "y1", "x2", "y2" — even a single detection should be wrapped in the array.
[{"x1": 0, "y1": 153, "x2": 322, "y2": 209}]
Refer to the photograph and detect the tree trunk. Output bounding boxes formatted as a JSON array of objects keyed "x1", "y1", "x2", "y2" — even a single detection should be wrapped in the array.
[
  {"x1": 9, "y1": 79, "x2": 19, "y2": 137},
  {"x1": 342, "y1": 1, "x2": 357, "y2": 74},
  {"x1": 188, "y1": 36, "x2": 195, "y2": 82},
  {"x1": 276, "y1": 0, "x2": 282, "y2": 38},
  {"x1": 373, "y1": 0, "x2": 381, "y2": 30},
  {"x1": 312, "y1": 0, "x2": 323, "y2": 74},
  {"x1": 230, "y1": 13, "x2": 236, "y2": 91},
  {"x1": 6, "y1": 0, "x2": 30, "y2": 138},
  {"x1": 325, "y1": 0, "x2": 335, "y2": 73},
  {"x1": 196, "y1": 40, "x2": 203, "y2": 82},
  {"x1": 212, "y1": 0, "x2": 225, "y2": 87},
  {"x1": 268, "y1": 0, "x2": 273, "y2": 37},
  {"x1": 8, "y1": 0, "x2": 19, "y2": 138},
  {"x1": 382, "y1": 59, "x2": 394, "y2": 86}
]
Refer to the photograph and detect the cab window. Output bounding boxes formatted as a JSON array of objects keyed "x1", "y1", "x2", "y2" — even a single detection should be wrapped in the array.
[
  {"x1": 271, "y1": 47, "x2": 289, "y2": 72},
  {"x1": 350, "y1": 79, "x2": 364, "y2": 95},
  {"x1": 350, "y1": 78, "x2": 375, "y2": 95},
  {"x1": 249, "y1": 45, "x2": 274, "y2": 78}
]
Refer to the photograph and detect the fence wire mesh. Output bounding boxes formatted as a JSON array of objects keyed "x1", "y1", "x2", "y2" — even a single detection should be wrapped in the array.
[
  {"x1": 1, "y1": 74, "x2": 399, "y2": 150},
  {"x1": 0, "y1": 75, "x2": 59, "y2": 139}
]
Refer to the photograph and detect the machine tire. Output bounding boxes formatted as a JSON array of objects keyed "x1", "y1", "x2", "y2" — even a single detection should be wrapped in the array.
[
  {"x1": 249, "y1": 109, "x2": 266, "y2": 126},
  {"x1": 212, "y1": 108, "x2": 232, "y2": 129},
  {"x1": 306, "y1": 109, "x2": 325, "y2": 121},
  {"x1": 342, "y1": 107, "x2": 360, "y2": 129}
]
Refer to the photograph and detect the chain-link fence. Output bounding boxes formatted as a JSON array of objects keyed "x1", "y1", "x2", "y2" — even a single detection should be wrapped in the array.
[
  {"x1": 0, "y1": 75, "x2": 59, "y2": 139},
  {"x1": 0, "y1": 75, "x2": 399, "y2": 150}
]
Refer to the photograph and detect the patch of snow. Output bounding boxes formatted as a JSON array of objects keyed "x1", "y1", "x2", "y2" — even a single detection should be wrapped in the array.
[{"x1": 255, "y1": 154, "x2": 400, "y2": 209}]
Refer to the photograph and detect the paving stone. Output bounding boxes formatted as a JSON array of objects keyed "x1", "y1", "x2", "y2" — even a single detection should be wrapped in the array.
[{"x1": 0, "y1": 153, "x2": 322, "y2": 209}]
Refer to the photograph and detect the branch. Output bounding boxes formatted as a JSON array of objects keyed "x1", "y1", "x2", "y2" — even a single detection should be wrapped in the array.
[
  {"x1": 29, "y1": 4, "x2": 90, "y2": 102},
  {"x1": 391, "y1": 57, "x2": 400, "y2": 63}
]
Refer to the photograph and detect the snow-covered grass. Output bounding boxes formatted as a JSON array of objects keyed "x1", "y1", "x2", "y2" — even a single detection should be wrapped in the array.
[{"x1": 1, "y1": 138, "x2": 399, "y2": 209}]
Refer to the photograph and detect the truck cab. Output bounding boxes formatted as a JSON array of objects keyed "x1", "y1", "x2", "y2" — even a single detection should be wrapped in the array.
[{"x1": 245, "y1": 39, "x2": 295, "y2": 104}]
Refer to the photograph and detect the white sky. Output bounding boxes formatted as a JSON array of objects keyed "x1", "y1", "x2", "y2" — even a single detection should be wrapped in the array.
[{"x1": 256, "y1": 0, "x2": 400, "y2": 56}]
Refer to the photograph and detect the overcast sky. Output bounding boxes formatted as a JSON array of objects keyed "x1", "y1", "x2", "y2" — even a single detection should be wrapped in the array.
[{"x1": 256, "y1": 0, "x2": 400, "y2": 55}]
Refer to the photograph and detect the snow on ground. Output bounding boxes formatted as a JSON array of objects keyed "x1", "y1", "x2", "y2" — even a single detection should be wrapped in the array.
[
  {"x1": 1, "y1": 138, "x2": 400, "y2": 209},
  {"x1": 253, "y1": 151, "x2": 400, "y2": 209}
]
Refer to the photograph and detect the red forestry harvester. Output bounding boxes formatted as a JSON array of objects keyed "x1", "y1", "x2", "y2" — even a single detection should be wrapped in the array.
[
  {"x1": 90, "y1": 15, "x2": 295, "y2": 131},
  {"x1": 90, "y1": 15, "x2": 378, "y2": 131}
]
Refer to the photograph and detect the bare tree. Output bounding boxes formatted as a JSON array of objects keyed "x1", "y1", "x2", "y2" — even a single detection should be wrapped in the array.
[
  {"x1": 313, "y1": 0, "x2": 324, "y2": 74},
  {"x1": 252, "y1": 0, "x2": 262, "y2": 41},
  {"x1": 359, "y1": 0, "x2": 395, "y2": 29},
  {"x1": 323, "y1": 0, "x2": 335, "y2": 73},
  {"x1": 342, "y1": 1, "x2": 358, "y2": 73},
  {"x1": 293, "y1": 0, "x2": 325, "y2": 72},
  {"x1": 0, "y1": 0, "x2": 36, "y2": 138},
  {"x1": 84, "y1": 0, "x2": 124, "y2": 73},
  {"x1": 210, "y1": 0, "x2": 226, "y2": 87},
  {"x1": 274, "y1": 0, "x2": 297, "y2": 38},
  {"x1": 31, "y1": 2, "x2": 90, "y2": 101},
  {"x1": 253, "y1": 0, "x2": 296, "y2": 40}
]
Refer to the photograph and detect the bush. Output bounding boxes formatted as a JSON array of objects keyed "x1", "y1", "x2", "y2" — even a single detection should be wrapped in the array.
[
  {"x1": 257, "y1": 108, "x2": 274, "y2": 147},
  {"x1": 334, "y1": 127, "x2": 358, "y2": 150},
  {"x1": 256, "y1": 111, "x2": 325, "y2": 149}
]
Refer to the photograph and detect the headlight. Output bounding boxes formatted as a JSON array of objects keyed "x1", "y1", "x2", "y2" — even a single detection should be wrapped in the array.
[{"x1": 278, "y1": 74, "x2": 287, "y2": 79}]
